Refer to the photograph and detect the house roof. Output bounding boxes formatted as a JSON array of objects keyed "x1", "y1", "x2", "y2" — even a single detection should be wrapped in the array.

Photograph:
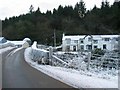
[
  {"x1": 62, "y1": 35, "x2": 85, "y2": 40},
  {"x1": 0, "y1": 37, "x2": 5, "y2": 41},
  {"x1": 62, "y1": 35, "x2": 119, "y2": 40}
]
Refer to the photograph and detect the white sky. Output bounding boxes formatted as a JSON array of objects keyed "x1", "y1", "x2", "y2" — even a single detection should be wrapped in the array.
[{"x1": 0, "y1": 0, "x2": 115, "y2": 20}]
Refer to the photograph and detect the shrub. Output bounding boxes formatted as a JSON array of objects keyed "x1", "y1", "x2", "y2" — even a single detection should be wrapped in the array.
[{"x1": 93, "y1": 48, "x2": 105, "y2": 55}]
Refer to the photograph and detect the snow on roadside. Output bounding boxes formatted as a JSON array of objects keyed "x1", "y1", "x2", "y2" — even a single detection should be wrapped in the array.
[
  {"x1": 24, "y1": 47, "x2": 118, "y2": 88},
  {"x1": 7, "y1": 47, "x2": 23, "y2": 56},
  {"x1": 0, "y1": 47, "x2": 15, "y2": 54}
]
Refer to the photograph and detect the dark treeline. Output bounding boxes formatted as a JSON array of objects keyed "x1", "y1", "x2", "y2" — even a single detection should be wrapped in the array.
[{"x1": 2, "y1": 0, "x2": 120, "y2": 45}]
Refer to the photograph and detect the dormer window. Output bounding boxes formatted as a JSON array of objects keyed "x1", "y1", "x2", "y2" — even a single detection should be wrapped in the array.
[{"x1": 88, "y1": 37, "x2": 92, "y2": 41}]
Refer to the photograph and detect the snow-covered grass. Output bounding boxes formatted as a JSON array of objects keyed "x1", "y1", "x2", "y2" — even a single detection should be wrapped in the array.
[
  {"x1": 54, "y1": 51, "x2": 119, "y2": 76},
  {"x1": 0, "y1": 47, "x2": 15, "y2": 54},
  {"x1": 24, "y1": 47, "x2": 118, "y2": 88}
]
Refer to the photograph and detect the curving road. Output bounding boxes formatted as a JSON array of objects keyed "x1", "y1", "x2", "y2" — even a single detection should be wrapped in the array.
[{"x1": 2, "y1": 48, "x2": 76, "y2": 88}]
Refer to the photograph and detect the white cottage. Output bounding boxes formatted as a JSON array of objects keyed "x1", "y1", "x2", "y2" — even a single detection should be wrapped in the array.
[
  {"x1": 62, "y1": 34, "x2": 119, "y2": 52},
  {"x1": 9, "y1": 38, "x2": 31, "y2": 48}
]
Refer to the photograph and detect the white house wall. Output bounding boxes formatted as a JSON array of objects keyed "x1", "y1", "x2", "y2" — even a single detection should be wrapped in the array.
[{"x1": 62, "y1": 34, "x2": 119, "y2": 52}]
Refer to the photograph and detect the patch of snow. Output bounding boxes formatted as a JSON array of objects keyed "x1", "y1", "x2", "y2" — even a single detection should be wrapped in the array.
[
  {"x1": 24, "y1": 47, "x2": 118, "y2": 88},
  {"x1": 7, "y1": 47, "x2": 23, "y2": 56},
  {"x1": 0, "y1": 41, "x2": 15, "y2": 49},
  {"x1": 8, "y1": 41, "x2": 25, "y2": 45},
  {"x1": 0, "y1": 47, "x2": 15, "y2": 54},
  {"x1": 32, "y1": 41, "x2": 48, "y2": 52},
  {"x1": 12, "y1": 47, "x2": 23, "y2": 54}
]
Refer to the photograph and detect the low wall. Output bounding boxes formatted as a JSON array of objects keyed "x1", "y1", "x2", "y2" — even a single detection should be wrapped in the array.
[{"x1": 29, "y1": 41, "x2": 49, "y2": 63}]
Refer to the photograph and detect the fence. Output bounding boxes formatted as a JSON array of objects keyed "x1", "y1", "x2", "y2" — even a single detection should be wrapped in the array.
[
  {"x1": 29, "y1": 42, "x2": 71, "y2": 67},
  {"x1": 90, "y1": 51, "x2": 119, "y2": 70},
  {"x1": 51, "y1": 55, "x2": 70, "y2": 67}
]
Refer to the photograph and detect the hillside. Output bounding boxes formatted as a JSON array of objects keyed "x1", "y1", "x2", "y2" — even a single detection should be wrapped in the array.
[{"x1": 2, "y1": 1, "x2": 120, "y2": 45}]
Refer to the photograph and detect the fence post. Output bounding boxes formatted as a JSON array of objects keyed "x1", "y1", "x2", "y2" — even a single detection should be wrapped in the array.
[
  {"x1": 87, "y1": 52, "x2": 91, "y2": 71},
  {"x1": 49, "y1": 46, "x2": 53, "y2": 65}
]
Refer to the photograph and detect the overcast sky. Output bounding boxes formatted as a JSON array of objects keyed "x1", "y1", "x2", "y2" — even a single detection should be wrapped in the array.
[{"x1": 0, "y1": 0, "x2": 115, "y2": 20}]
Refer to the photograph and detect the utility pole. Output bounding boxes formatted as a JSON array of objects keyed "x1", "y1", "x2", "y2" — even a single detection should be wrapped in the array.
[{"x1": 54, "y1": 29, "x2": 56, "y2": 47}]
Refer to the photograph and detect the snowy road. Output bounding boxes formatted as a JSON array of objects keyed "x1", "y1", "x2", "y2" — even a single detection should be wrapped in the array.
[{"x1": 2, "y1": 48, "x2": 75, "y2": 88}]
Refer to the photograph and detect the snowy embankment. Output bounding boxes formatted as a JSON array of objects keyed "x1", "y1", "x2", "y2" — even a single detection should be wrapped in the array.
[
  {"x1": 0, "y1": 41, "x2": 15, "y2": 54},
  {"x1": 0, "y1": 47, "x2": 15, "y2": 54},
  {"x1": 0, "y1": 41, "x2": 14, "y2": 49},
  {"x1": 24, "y1": 47, "x2": 118, "y2": 88}
]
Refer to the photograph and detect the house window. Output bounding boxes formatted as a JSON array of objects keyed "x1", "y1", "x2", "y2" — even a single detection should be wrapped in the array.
[
  {"x1": 86, "y1": 45, "x2": 92, "y2": 50},
  {"x1": 103, "y1": 44, "x2": 106, "y2": 49},
  {"x1": 74, "y1": 40, "x2": 78, "y2": 44},
  {"x1": 94, "y1": 45, "x2": 97, "y2": 49},
  {"x1": 88, "y1": 37, "x2": 92, "y2": 41},
  {"x1": 93, "y1": 40, "x2": 98, "y2": 44},
  {"x1": 104, "y1": 38, "x2": 110, "y2": 41},
  {"x1": 66, "y1": 46, "x2": 70, "y2": 51},
  {"x1": 80, "y1": 45, "x2": 84, "y2": 50},
  {"x1": 66, "y1": 39, "x2": 71, "y2": 44},
  {"x1": 115, "y1": 38, "x2": 118, "y2": 41}
]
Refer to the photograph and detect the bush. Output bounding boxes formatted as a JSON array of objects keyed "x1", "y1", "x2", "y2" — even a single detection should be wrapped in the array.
[{"x1": 93, "y1": 48, "x2": 105, "y2": 55}]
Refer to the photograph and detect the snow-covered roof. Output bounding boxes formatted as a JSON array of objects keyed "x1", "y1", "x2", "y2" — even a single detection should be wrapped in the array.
[
  {"x1": 0, "y1": 37, "x2": 5, "y2": 41},
  {"x1": 63, "y1": 35, "x2": 119, "y2": 40},
  {"x1": 23, "y1": 38, "x2": 31, "y2": 41},
  {"x1": 99, "y1": 35, "x2": 119, "y2": 38},
  {"x1": 63, "y1": 35, "x2": 85, "y2": 40}
]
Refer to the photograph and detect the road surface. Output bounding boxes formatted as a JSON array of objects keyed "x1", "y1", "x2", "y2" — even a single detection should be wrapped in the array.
[{"x1": 2, "y1": 48, "x2": 76, "y2": 88}]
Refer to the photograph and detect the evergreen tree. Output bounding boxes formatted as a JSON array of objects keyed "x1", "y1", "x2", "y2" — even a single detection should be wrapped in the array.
[
  {"x1": 105, "y1": 0, "x2": 110, "y2": 8},
  {"x1": 36, "y1": 7, "x2": 41, "y2": 13},
  {"x1": 29, "y1": 5, "x2": 34, "y2": 13},
  {"x1": 2, "y1": 1, "x2": 120, "y2": 45},
  {"x1": 78, "y1": 0, "x2": 86, "y2": 18},
  {"x1": 101, "y1": 0, "x2": 105, "y2": 8}
]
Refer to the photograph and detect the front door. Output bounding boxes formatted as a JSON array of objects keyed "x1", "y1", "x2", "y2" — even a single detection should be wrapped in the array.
[{"x1": 73, "y1": 46, "x2": 76, "y2": 51}]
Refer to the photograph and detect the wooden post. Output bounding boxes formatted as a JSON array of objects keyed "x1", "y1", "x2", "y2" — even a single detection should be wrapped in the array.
[
  {"x1": 49, "y1": 46, "x2": 53, "y2": 65},
  {"x1": 87, "y1": 52, "x2": 91, "y2": 71}
]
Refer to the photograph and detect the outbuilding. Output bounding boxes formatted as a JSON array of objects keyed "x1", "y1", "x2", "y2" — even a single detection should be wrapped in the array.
[{"x1": 0, "y1": 37, "x2": 7, "y2": 44}]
